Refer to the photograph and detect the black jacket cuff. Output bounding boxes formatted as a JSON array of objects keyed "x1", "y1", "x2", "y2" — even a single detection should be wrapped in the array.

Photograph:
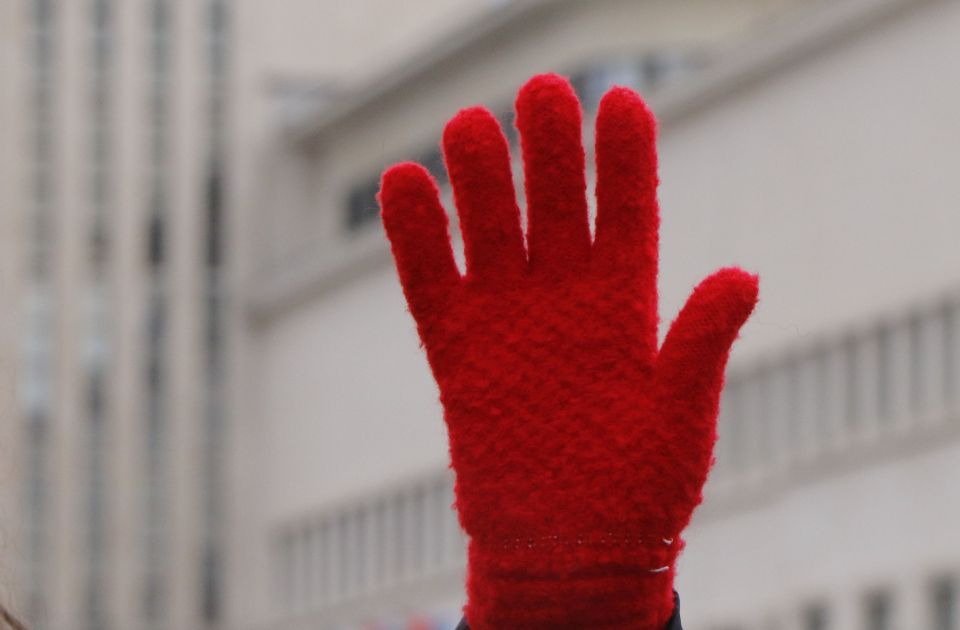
[{"x1": 453, "y1": 591, "x2": 683, "y2": 629}]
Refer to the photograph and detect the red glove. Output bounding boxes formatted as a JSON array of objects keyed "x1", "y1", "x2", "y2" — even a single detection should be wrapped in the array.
[{"x1": 379, "y1": 73, "x2": 758, "y2": 629}]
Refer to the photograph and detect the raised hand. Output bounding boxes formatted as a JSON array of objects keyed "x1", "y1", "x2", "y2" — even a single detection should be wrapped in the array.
[{"x1": 380, "y1": 73, "x2": 758, "y2": 630}]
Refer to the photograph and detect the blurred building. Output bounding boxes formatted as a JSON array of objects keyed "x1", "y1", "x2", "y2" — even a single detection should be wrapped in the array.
[
  {"x1": 230, "y1": 0, "x2": 960, "y2": 628},
  {"x1": 240, "y1": 0, "x2": 960, "y2": 629},
  {"x1": 3, "y1": 1, "x2": 960, "y2": 630},
  {"x1": 0, "y1": 1, "x2": 594, "y2": 630},
  {"x1": 0, "y1": 1, "x2": 233, "y2": 629}
]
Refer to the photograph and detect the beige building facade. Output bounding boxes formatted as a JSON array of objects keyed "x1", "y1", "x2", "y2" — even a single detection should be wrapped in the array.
[
  {"x1": 1, "y1": 2, "x2": 625, "y2": 629},
  {"x1": 4, "y1": 1, "x2": 960, "y2": 630},
  {"x1": 1, "y1": 1, "x2": 233, "y2": 629},
  {"x1": 241, "y1": 0, "x2": 960, "y2": 629}
]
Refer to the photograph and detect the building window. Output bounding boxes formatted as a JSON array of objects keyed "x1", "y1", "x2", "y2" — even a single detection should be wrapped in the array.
[
  {"x1": 781, "y1": 355, "x2": 801, "y2": 454},
  {"x1": 843, "y1": 335, "x2": 860, "y2": 430},
  {"x1": 719, "y1": 381, "x2": 744, "y2": 471},
  {"x1": 569, "y1": 53, "x2": 704, "y2": 113},
  {"x1": 144, "y1": 0, "x2": 172, "y2": 623},
  {"x1": 908, "y1": 314, "x2": 924, "y2": 412},
  {"x1": 25, "y1": 417, "x2": 49, "y2": 627},
  {"x1": 346, "y1": 178, "x2": 382, "y2": 232},
  {"x1": 752, "y1": 369, "x2": 773, "y2": 466},
  {"x1": 943, "y1": 301, "x2": 957, "y2": 405},
  {"x1": 803, "y1": 601, "x2": 829, "y2": 630},
  {"x1": 355, "y1": 507, "x2": 369, "y2": 594},
  {"x1": 410, "y1": 487, "x2": 426, "y2": 575},
  {"x1": 320, "y1": 520, "x2": 332, "y2": 602},
  {"x1": 570, "y1": 59, "x2": 645, "y2": 112},
  {"x1": 201, "y1": 0, "x2": 230, "y2": 621},
  {"x1": 876, "y1": 325, "x2": 892, "y2": 422},
  {"x1": 643, "y1": 51, "x2": 704, "y2": 90},
  {"x1": 24, "y1": 1, "x2": 57, "y2": 627},
  {"x1": 932, "y1": 576, "x2": 957, "y2": 630},
  {"x1": 430, "y1": 478, "x2": 448, "y2": 568},
  {"x1": 417, "y1": 145, "x2": 448, "y2": 187},
  {"x1": 341, "y1": 53, "x2": 704, "y2": 233},
  {"x1": 85, "y1": 2, "x2": 114, "y2": 629},
  {"x1": 276, "y1": 532, "x2": 295, "y2": 612},
  {"x1": 495, "y1": 106, "x2": 518, "y2": 147},
  {"x1": 373, "y1": 500, "x2": 387, "y2": 587},
  {"x1": 864, "y1": 589, "x2": 893, "y2": 630},
  {"x1": 339, "y1": 512, "x2": 353, "y2": 597}
]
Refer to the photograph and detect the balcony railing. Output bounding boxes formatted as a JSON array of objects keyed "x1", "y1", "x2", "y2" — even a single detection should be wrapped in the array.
[
  {"x1": 273, "y1": 473, "x2": 465, "y2": 620},
  {"x1": 710, "y1": 292, "x2": 960, "y2": 499}
]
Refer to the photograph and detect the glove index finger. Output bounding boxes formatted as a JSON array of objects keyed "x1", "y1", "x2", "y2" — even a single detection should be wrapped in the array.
[{"x1": 379, "y1": 162, "x2": 461, "y2": 324}]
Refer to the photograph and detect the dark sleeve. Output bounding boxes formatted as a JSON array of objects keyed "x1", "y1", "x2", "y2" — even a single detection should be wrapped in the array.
[{"x1": 453, "y1": 591, "x2": 683, "y2": 629}]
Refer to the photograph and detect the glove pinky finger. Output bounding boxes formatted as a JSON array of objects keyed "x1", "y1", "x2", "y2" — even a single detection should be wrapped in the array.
[{"x1": 379, "y1": 162, "x2": 461, "y2": 323}]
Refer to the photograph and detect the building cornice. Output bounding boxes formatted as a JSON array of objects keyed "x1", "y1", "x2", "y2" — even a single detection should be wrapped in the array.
[
  {"x1": 288, "y1": 0, "x2": 575, "y2": 146},
  {"x1": 251, "y1": 0, "x2": 945, "y2": 324}
]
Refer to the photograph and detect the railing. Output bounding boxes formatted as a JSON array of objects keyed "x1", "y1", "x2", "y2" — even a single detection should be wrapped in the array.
[
  {"x1": 273, "y1": 472, "x2": 465, "y2": 618},
  {"x1": 273, "y1": 290, "x2": 960, "y2": 622},
  {"x1": 711, "y1": 292, "x2": 960, "y2": 495}
]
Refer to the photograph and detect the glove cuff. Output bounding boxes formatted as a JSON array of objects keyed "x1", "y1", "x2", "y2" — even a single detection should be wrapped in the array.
[{"x1": 464, "y1": 535, "x2": 680, "y2": 629}]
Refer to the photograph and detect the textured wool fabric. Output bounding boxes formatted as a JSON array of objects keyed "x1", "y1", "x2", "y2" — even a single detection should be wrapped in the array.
[{"x1": 379, "y1": 73, "x2": 759, "y2": 629}]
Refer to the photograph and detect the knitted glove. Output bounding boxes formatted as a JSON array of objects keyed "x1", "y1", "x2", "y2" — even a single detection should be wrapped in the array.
[{"x1": 379, "y1": 73, "x2": 758, "y2": 630}]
